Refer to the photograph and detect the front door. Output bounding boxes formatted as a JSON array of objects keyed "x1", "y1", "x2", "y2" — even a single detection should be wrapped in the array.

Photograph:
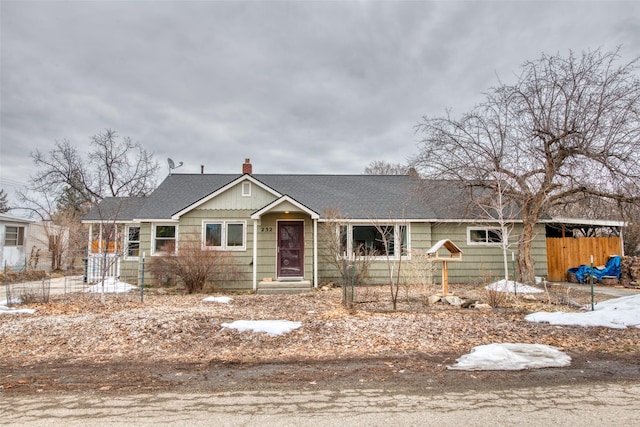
[{"x1": 277, "y1": 221, "x2": 304, "y2": 278}]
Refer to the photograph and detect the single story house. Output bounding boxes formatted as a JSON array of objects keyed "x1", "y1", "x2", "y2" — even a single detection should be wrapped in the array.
[
  {"x1": 82, "y1": 159, "x2": 625, "y2": 291},
  {"x1": 0, "y1": 213, "x2": 69, "y2": 273}
]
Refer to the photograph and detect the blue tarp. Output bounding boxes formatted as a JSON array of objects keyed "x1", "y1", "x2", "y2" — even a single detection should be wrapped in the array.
[{"x1": 568, "y1": 255, "x2": 621, "y2": 284}]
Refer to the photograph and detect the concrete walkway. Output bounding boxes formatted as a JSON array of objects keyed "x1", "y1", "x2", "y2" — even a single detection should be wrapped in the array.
[{"x1": 557, "y1": 281, "x2": 639, "y2": 298}]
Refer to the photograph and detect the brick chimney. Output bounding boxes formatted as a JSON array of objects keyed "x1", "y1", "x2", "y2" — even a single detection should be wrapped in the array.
[{"x1": 242, "y1": 158, "x2": 252, "y2": 174}]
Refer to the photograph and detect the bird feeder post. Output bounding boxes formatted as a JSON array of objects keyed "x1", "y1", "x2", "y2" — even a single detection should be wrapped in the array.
[
  {"x1": 426, "y1": 239, "x2": 463, "y2": 297},
  {"x1": 441, "y1": 260, "x2": 450, "y2": 296}
]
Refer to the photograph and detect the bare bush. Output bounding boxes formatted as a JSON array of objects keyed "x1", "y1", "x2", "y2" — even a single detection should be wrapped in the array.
[
  {"x1": 400, "y1": 250, "x2": 437, "y2": 291},
  {"x1": 319, "y1": 209, "x2": 375, "y2": 307},
  {"x1": 484, "y1": 287, "x2": 506, "y2": 308},
  {"x1": 149, "y1": 237, "x2": 244, "y2": 294}
]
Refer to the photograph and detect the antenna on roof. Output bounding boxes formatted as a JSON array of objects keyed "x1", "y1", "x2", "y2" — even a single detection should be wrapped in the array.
[{"x1": 167, "y1": 158, "x2": 183, "y2": 175}]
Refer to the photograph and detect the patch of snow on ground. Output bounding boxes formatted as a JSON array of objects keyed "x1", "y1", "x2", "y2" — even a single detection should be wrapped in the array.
[
  {"x1": 0, "y1": 298, "x2": 21, "y2": 306},
  {"x1": 0, "y1": 305, "x2": 36, "y2": 315},
  {"x1": 486, "y1": 279, "x2": 543, "y2": 294},
  {"x1": 448, "y1": 343, "x2": 571, "y2": 371},
  {"x1": 203, "y1": 296, "x2": 233, "y2": 304},
  {"x1": 85, "y1": 277, "x2": 137, "y2": 293},
  {"x1": 221, "y1": 320, "x2": 302, "y2": 336},
  {"x1": 525, "y1": 294, "x2": 640, "y2": 329}
]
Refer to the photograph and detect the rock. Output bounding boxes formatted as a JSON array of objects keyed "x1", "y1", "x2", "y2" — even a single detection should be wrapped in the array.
[
  {"x1": 443, "y1": 295, "x2": 463, "y2": 306},
  {"x1": 321, "y1": 282, "x2": 336, "y2": 291},
  {"x1": 474, "y1": 303, "x2": 492, "y2": 310},
  {"x1": 461, "y1": 299, "x2": 477, "y2": 308},
  {"x1": 522, "y1": 294, "x2": 537, "y2": 301},
  {"x1": 427, "y1": 295, "x2": 442, "y2": 305}
]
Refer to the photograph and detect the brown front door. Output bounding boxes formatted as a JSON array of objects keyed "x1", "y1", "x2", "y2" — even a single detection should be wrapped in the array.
[{"x1": 277, "y1": 221, "x2": 304, "y2": 278}]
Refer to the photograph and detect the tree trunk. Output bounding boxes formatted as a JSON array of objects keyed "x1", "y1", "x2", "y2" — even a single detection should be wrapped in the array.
[{"x1": 517, "y1": 221, "x2": 536, "y2": 285}]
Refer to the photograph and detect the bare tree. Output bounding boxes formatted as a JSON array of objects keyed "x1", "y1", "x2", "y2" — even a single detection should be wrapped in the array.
[
  {"x1": 26, "y1": 129, "x2": 159, "y2": 208},
  {"x1": 0, "y1": 189, "x2": 10, "y2": 213},
  {"x1": 474, "y1": 173, "x2": 520, "y2": 284},
  {"x1": 364, "y1": 160, "x2": 410, "y2": 175},
  {"x1": 16, "y1": 130, "x2": 160, "y2": 269},
  {"x1": 372, "y1": 221, "x2": 406, "y2": 310},
  {"x1": 414, "y1": 48, "x2": 640, "y2": 284}
]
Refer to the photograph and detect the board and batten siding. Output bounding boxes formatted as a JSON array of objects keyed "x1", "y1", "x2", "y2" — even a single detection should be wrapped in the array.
[
  {"x1": 429, "y1": 223, "x2": 548, "y2": 284},
  {"x1": 197, "y1": 181, "x2": 278, "y2": 211}
]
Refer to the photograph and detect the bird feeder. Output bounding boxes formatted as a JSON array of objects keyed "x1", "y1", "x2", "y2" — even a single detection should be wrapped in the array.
[{"x1": 426, "y1": 239, "x2": 463, "y2": 296}]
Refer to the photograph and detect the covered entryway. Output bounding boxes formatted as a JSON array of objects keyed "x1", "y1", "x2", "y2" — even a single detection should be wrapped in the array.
[
  {"x1": 277, "y1": 221, "x2": 304, "y2": 279},
  {"x1": 250, "y1": 195, "x2": 320, "y2": 293}
]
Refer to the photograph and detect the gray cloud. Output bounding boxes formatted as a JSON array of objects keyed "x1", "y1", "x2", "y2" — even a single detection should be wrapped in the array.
[{"x1": 1, "y1": 1, "x2": 639, "y2": 204}]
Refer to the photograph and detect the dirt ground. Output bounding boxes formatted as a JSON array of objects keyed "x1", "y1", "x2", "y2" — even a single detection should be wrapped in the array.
[{"x1": 1, "y1": 283, "x2": 639, "y2": 396}]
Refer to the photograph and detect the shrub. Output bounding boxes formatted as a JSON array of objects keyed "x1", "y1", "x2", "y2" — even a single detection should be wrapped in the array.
[{"x1": 149, "y1": 238, "x2": 244, "y2": 294}]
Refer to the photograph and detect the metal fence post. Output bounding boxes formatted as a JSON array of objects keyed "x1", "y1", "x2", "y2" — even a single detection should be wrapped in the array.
[{"x1": 140, "y1": 252, "x2": 145, "y2": 302}]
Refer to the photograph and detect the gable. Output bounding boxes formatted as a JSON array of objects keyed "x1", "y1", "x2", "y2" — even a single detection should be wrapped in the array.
[
  {"x1": 171, "y1": 175, "x2": 282, "y2": 219},
  {"x1": 197, "y1": 180, "x2": 279, "y2": 211}
]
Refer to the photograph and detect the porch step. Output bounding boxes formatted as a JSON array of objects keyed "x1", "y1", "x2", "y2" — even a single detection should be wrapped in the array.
[{"x1": 257, "y1": 280, "x2": 312, "y2": 295}]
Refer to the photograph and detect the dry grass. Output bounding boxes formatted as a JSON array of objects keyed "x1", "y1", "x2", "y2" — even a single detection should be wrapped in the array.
[{"x1": 1, "y1": 284, "x2": 638, "y2": 368}]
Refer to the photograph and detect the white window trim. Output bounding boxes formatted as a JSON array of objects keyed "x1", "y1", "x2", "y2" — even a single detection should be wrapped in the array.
[
  {"x1": 125, "y1": 225, "x2": 141, "y2": 259},
  {"x1": 4, "y1": 225, "x2": 25, "y2": 246},
  {"x1": 341, "y1": 223, "x2": 410, "y2": 260},
  {"x1": 242, "y1": 181, "x2": 251, "y2": 197},
  {"x1": 202, "y1": 220, "x2": 247, "y2": 251},
  {"x1": 152, "y1": 223, "x2": 178, "y2": 255},
  {"x1": 467, "y1": 226, "x2": 504, "y2": 246}
]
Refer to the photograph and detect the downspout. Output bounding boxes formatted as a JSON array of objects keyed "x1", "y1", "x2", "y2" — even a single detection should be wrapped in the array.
[
  {"x1": 313, "y1": 218, "x2": 318, "y2": 288},
  {"x1": 252, "y1": 218, "x2": 258, "y2": 291}
]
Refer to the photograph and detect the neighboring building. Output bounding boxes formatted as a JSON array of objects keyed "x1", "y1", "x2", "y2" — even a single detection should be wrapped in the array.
[
  {"x1": 81, "y1": 159, "x2": 625, "y2": 290},
  {"x1": 0, "y1": 213, "x2": 69, "y2": 273}
]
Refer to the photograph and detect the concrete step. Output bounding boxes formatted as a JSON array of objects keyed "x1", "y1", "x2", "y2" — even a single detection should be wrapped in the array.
[{"x1": 257, "y1": 280, "x2": 312, "y2": 295}]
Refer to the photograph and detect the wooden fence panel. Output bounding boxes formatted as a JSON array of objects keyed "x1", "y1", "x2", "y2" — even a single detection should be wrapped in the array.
[{"x1": 546, "y1": 237, "x2": 622, "y2": 282}]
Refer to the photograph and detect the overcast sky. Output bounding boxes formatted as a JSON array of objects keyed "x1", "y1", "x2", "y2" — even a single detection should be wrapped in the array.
[{"x1": 1, "y1": 0, "x2": 639, "y2": 205}]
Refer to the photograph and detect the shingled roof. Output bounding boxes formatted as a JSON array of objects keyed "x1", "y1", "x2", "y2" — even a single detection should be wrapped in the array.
[{"x1": 83, "y1": 173, "x2": 480, "y2": 222}]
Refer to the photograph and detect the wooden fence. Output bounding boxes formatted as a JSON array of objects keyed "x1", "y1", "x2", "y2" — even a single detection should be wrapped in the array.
[{"x1": 546, "y1": 237, "x2": 622, "y2": 282}]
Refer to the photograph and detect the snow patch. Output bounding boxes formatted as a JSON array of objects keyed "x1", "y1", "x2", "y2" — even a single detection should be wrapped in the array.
[
  {"x1": 203, "y1": 296, "x2": 233, "y2": 304},
  {"x1": 448, "y1": 343, "x2": 571, "y2": 371},
  {"x1": 0, "y1": 305, "x2": 36, "y2": 315},
  {"x1": 486, "y1": 279, "x2": 543, "y2": 294},
  {"x1": 85, "y1": 277, "x2": 137, "y2": 293},
  {"x1": 221, "y1": 320, "x2": 302, "y2": 336},
  {"x1": 525, "y1": 294, "x2": 640, "y2": 329}
]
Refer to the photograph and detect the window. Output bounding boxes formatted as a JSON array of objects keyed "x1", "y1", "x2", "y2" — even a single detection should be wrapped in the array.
[
  {"x1": 340, "y1": 224, "x2": 408, "y2": 259},
  {"x1": 242, "y1": 181, "x2": 251, "y2": 197},
  {"x1": 204, "y1": 221, "x2": 246, "y2": 250},
  {"x1": 468, "y1": 227, "x2": 503, "y2": 245},
  {"x1": 153, "y1": 225, "x2": 177, "y2": 254},
  {"x1": 126, "y1": 226, "x2": 140, "y2": 257},
  {"x1": 5, "y1": 226, "x2": 25, "y2": 246}
]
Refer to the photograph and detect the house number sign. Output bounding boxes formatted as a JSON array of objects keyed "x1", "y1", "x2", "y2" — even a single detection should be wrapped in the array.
[{"x1": 261, "y1": 227, "x2": 273, "y2": 232}]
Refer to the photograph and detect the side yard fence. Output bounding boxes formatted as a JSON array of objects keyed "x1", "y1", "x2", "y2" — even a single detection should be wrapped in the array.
[
  {"x1": 2, "y1": 251, "x2": 127, "y2": 306},
  {"x1": 546, "y1": 237, "x2": 622, "y2": 282}
]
